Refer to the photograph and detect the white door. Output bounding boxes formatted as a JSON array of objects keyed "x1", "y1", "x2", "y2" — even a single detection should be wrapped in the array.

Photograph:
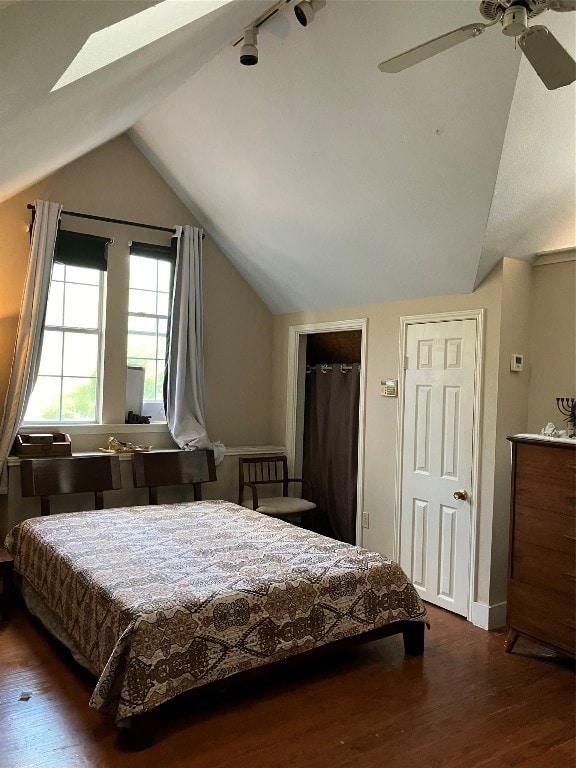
[{"x1": 400, "y1": 319, "x2": 476, "y2": 616}]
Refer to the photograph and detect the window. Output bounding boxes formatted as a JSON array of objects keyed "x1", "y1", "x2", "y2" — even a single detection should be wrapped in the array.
[
  {"x1": 24, "y1": 231, "x2": 109, "y2": 424},
  {"x1": 23, "y1": 232, "x2": 174, "y2": 426},
  {"x1": 127, "y1": 242, "x2": 175, "y2": 421}
]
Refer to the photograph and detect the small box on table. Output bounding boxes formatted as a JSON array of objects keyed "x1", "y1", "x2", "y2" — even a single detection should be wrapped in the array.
[{"x1": 12, "y1": 433, "x2": 72, "y2": 458}]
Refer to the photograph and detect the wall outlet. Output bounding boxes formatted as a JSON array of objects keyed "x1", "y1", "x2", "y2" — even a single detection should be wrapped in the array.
[{"x1": 362, "y1": 512, "x2": 369, "y2": 529}]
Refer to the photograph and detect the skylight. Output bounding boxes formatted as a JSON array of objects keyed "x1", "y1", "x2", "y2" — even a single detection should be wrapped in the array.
[{"x1": 51, "y1": 0, "x2": 233, "y2": 92}]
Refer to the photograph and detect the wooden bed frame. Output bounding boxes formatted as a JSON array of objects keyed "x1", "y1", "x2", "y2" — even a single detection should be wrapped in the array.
[
  {"x1": 15, "y1": 449, "x2": 426, "y2": 750},
  {"x1": 126, "y1": 619, "x2": 424, "y2": 749}
]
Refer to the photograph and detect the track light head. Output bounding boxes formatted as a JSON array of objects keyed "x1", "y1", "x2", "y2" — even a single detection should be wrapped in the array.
[
  {"x1": 240, "y1": 26, "x2": 258, "y2": 65},
  {"x1": 294, "y1": 0, "x2": 326, "y2": 27}
]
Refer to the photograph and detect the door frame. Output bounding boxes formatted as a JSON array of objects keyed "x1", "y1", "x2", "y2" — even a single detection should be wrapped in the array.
[
  {"x1": 286, "y1": 318, "x2": 368, "y2": 545},
  {"x1": 395, "y1": 309, "x2": 485, "y2": 621}
]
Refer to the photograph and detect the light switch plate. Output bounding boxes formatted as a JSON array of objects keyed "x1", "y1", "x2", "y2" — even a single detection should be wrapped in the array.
[
  {"x1": 510, "y1": 354, "x2": 523, "y2": 372},
  {"x1": 380, "y1": 379, "x2": 398, "y2": 397}
]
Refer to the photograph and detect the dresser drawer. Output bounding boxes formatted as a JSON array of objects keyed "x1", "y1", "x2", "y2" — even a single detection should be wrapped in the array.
[
  {"x1": 512, "y1": 538, "x2": 575, "y2": 597},
  {"x1": 514, "y1": 471, "x2": 576, "y2": 516},
  {"x1": 515, "y1": 444, "x2": 576, "y2": 516},
  {"x1": 514, "y1": 504, "x2": 576, "y2": 554},
  {"x1": 515, "y1": 442, "x2": 576, "y2": 485},
  {"x1": 508, "y1": 580, "x2": 576, "y2": 656}
]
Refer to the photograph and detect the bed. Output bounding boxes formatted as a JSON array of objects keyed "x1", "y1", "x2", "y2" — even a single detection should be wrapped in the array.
[{"x1": 5, "y1": 462, "x2": 427, "y2": 748}]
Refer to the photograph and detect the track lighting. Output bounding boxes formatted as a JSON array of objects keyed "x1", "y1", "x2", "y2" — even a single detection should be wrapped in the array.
[
  {"x1": 294, "y1": 0, "x2": 325, "y2": 27},
  {"x1": 233, "y1": 0, "x2": 328, "y2": 67},
  {"x1": 240, "y1": 26, "x2": 258, "y2": 65}
]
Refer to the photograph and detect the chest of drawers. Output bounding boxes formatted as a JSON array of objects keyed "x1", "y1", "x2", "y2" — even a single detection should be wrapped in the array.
[{"x1": 505, "y1": 436, "x2": 576, "y2": 657}]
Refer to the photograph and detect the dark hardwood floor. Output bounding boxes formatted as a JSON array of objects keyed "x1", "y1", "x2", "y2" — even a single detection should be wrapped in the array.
[{"x1": 0, "y1": 602, "x2": 574, "y2": 768}]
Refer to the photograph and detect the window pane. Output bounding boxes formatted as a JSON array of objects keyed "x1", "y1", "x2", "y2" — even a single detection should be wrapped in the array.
[
  {"x1": 129, "y1": 255, "x2": 158, "y2": 291},
  {"x1": 127, "y1": 332, "x2": 157, "y2": 359},
  {"x1": 45, "y1": 280, "x2": 64, "y2": 327},
  {"x1": 129, "y1": 288, "x2": 158, "y2": 314},
  {"x1": 158, "y1": 261, "x2": 172, "y2": 292},
  {"x1": 61, "y1": 377, "x2": 97, "y2": 421},
  {"x1": 128, "y1": 315, "x2": 156, "y2": 334},
  {"x1": 63, "y1": 332, "x2": 98, "y2": 377},
  {"x1": 25, "y1": 376, "x2": 62, "y2": 421},
  {"x1": 158, "y1": 318, "x2": 167, "y2": 336},
  {"x1": 157, "y1": 291, "x2": 169, "y2": 317},
  {"x1": 143, "y1": 360, "x2": 157, "y2": 400},
  {"x1": 65, "y1": 264, "x2": 100, "y2": 286},
  {"x1": 38, "y1": 331, "x2": 63, "y2": 376},
  {"x1": 51, "y1": 263, "x2": 65, "y2": 281},
  {"x1": 64, "y1": 283, "x2": 99, "y2": 328}
]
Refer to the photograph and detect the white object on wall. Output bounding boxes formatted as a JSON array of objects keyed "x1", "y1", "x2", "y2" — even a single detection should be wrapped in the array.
[
  {"x1": 126, "y1": 365, "x2": 144, "y2": 419},
  {"x1": 510, "y1": 353, "x2": 524, "y2": 371}
]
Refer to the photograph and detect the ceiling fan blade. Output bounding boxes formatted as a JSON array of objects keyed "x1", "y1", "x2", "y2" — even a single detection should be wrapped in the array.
[
  {"x1": 518, "y1": 25, "x2": 576, "y2": 89},
  {"x1": 548, "y1": 0, "x2": 576, "y2": 11},
  {"x1": 378, "y1": 23, "x2": 487, "y2": 73}
]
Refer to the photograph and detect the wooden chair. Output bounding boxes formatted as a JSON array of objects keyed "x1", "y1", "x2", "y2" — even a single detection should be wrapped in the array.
[
  {"x1": 238, "y1": 455, "x2": 316, "y2": 523},
  {"x1": 131, "y1": 449, "x2": 217, "y2": 504},
  {"x1": 20, "y1": 455, "x2": 122, "y2": 515}
]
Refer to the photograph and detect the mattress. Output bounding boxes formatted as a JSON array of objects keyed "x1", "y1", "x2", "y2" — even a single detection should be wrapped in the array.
[{"x1": 5, "y1": 500, "x2": 427, "y2": 723}]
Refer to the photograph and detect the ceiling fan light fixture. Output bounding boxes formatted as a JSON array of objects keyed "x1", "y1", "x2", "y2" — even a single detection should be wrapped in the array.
[
  {"x1": 502, "y1": 5, "x2": 528, "y2": 36},
  {"x1": 294, "y1": 0, "x2": 326, "y2": 27}
]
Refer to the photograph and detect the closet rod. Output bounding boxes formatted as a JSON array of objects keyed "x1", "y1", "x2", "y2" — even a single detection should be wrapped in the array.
[{"x1": 26, "y1": 204, "x2": 204, "y2": 238}]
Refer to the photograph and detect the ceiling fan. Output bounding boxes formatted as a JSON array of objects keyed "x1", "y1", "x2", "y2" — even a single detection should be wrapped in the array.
[{"x1": 378, "y1": 0, "x2": 576, "y2": 90}]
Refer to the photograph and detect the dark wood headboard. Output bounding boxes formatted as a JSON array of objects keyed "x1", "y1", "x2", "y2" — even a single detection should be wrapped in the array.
[
  {"x1": 131, "y1": 449, "x2": 217, "y2": 504},
  {"x1": 20, "y1": 455, "x2": 122, "y2": 515}
]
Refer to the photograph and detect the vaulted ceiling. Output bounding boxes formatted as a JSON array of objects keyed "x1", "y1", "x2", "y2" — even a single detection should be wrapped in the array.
[{"x1": 1, "y1": 0, "x2": 574, "y2": 313}]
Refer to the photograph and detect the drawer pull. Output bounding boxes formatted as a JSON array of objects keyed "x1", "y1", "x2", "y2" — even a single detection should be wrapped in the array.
[
  {"x1": 563, "y1": 534, "x2": 576, "y2": 542},
  {"x1": 562, "y1": 572, "x2": 576, "y2": 582},
  {"x1": 565, "y1": 496, "x2": 576, "y2": 505}
]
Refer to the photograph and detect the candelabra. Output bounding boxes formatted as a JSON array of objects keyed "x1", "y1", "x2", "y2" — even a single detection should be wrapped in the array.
[{"x1": 556, "y1": 397, "x2": 576, "y2": 435}]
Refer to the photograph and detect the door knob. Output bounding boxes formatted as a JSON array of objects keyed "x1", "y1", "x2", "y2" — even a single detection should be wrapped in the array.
[{"x1": 453, "y1": 489, "x2": 469, "y2": 501}]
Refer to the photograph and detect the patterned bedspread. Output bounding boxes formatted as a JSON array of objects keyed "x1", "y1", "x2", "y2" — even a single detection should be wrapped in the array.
[{"x1": 5, "y1": 500, "x2": 427, "y2": 723}]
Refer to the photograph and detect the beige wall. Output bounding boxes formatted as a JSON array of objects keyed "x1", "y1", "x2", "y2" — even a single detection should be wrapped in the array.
[
  {"x1": 490, "y1": 258, "x2": 532, "y2": 605},
  {"x1": 271, "y1": 256, "x2": 574, "y2": 617},
  {"x1": 0, "y1": 135, "x2": 274, "y2": 532},
  {"x1": 528, "y1": 259, "x2": 576, "y2": 432},
  {"x1": 1, "y1": 131, "x2": 573, "y2": 618},
  {"x1": 272, "y1": 265, "x2": 507, "y2": 609}
]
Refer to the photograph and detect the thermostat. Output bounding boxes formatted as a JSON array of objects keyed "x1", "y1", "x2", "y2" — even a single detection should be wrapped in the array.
[
  {"x1": 380, "y1": 379, "x2": 398, "y2": 397},
  {"x1": 510, "y1": 354, "x2": 523, "y2": 372}
]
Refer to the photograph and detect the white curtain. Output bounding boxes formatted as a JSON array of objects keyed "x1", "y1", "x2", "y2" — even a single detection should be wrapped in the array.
[
  {"x1": 166, "y1": 225, "x2": 225, "y2": 464},
  {"x1": 0, "y1": 200, "x2": 62, "y2": 492}
]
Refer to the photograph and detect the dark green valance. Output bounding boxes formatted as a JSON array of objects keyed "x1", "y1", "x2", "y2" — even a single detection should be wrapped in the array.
[
  {"x1": 130, "y1": 240, "x2": 177, "y2": 262},
  {"x1": 54, "y1": 230, "x2": 112, "y2": 271}
]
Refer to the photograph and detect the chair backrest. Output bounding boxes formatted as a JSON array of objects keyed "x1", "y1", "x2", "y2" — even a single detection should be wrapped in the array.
[
  {"x1": 20, "y1": 455, "x2": 122, "y2": 515},
  {"x1": 238, "y1": 455, "x2": 289, "y2": 505},
  {"x1": 131, "y1": 449, "x2": 217, "y2": 504}
]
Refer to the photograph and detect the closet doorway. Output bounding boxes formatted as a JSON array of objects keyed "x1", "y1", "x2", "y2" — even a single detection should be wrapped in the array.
[{"x1": 286, "y1": 319, "x2": 367, "y2": 544}]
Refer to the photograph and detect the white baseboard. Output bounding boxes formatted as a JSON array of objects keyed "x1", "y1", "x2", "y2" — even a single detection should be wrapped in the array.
[{"x1": 470, "y1": 601, "x2": 507, "y2": 630}]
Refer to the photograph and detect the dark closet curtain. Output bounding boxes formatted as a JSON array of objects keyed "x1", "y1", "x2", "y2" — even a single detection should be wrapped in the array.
[{"x1": 302, "y1": 364, "x2": 360, "y2": 544}]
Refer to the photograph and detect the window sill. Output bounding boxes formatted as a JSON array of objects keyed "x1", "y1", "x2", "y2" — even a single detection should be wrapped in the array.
[
  {"x1": 20, "y1": 423, "x2": 169, "y2": 436},
  {"x1": 6, "y1": 443, "x2": 285, "y2": 467}
]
